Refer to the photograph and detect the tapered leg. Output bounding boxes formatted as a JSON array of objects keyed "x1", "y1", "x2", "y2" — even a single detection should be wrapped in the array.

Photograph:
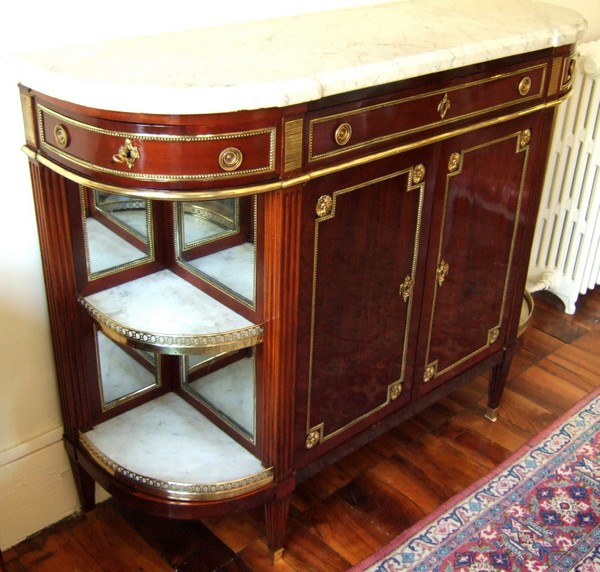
[
  {"x1": 265, "y1": 497, "x2": 290, "y2": 561},
  {"x1": 485, "y1": 353, "x2": 514, "y2": 422},
  {"x1": 68, "y1": 457, "x2": 96, "y2": 512}
]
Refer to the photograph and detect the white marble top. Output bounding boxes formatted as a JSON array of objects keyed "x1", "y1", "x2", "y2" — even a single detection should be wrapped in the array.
[{"x1": 15, "y1": 0, "x2": 586, "y2": 114}]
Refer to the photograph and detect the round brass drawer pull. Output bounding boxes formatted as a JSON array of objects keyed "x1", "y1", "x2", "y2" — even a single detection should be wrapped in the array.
[
  {"x1": 334, "y1": 122, "x2": 352, "y2": 146},
  {"x1": 219, "y1": 147, "x2": 243, "y2": 171},
  {"x1": 54, "y1": 124, "x2": 70, "y2": 148},
  {"x1": 518, "y1": 76, "x2": 532, "y2": 96}
]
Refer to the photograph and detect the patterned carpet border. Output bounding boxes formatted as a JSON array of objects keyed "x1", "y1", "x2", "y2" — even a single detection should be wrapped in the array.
[{"x1": 351, "y1": 386, "x2": 600, "y2": 571}]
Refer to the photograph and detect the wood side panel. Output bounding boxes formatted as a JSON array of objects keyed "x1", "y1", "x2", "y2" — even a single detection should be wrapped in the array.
[
  {"x1": 261, "y1": 186, "x2": 303, "y2": 476},
  {"x1": 28, "y1": 161, "x2": 93, "y2": 436}
]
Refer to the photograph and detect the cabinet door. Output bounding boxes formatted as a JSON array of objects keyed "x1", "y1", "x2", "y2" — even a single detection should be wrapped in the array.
[
  {"x1": 415, "y1": 117, "x2": 540, "y2": 395},
  {"x1": 294, "y1": 152, "x2": 429, "y2": 463}
]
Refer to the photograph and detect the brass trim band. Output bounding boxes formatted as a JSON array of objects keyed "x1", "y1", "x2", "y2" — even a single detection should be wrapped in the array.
[{"x1": 23, "y1": 92, "x2": 571, "y2": 201}]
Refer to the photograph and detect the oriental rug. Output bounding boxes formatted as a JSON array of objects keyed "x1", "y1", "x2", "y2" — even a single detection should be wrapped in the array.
[{"x1": 351, "y1": 387, "x2": 600, "y2": 572}]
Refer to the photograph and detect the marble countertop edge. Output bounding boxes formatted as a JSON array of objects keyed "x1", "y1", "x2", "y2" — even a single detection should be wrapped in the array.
[{"x1": 13, "y1": 0, "x2": 587, "y2": 115}]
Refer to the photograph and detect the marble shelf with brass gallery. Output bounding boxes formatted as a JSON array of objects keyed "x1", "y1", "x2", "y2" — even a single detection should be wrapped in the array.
[
  {"x1": 79, "y1": 393, "x2": 272, "y2": 503},
  {"x1": 74, "y1": 268, "x2": 266, "y2": 505},
  {"x1": 80, "y1": 270, "x2": 264, "y2": 355}
]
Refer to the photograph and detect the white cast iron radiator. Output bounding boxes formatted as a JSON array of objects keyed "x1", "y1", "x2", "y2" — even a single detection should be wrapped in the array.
[{"x1": 528, "y1": 40, "x2": 600, "y2": 314}]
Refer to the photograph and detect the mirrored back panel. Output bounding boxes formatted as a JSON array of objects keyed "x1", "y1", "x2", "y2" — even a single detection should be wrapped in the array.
[
  {"x1": 96, "y1": 329, "x2": 161, "y2": 411},
  {"x1": 181, "y1": 349, "x2": 256, "y2": 442},
  {"x1": 176, "y1": 196, "x2": 256, "y2": 308},
  {"x1": 82, "y1": 187, "x2": 154, "y2": 279}
]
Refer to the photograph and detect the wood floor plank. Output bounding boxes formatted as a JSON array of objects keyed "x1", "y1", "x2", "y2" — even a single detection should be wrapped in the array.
[
  {"x1": 201, "y1": 511, "x2": 264, "y2": 554},
  {"x1": 367, "y1": 457, "x2": 449, "y2": 514},
  {"x1": 450, "y1": 405, "x2": 532, "y2": 452},
  {"x1": 572, "y1": 331, "x2": 600, "y2": 354},
  {"x1": 118, "y1": 504, "x2": 236, "y2": 571},
  {"x1": 293, "y1": 445, "x2": 384, "y2": 511},
  {"x1": 367, "y1": 418, "x2": 430, "y2": 460},
  {"x1": 298, "y1": 496, "x2": 391, "y2": 565},
  {"x1": 392, "y1": 433, "x2": 491, "y2": 496},
  {"x1": 334, "y1": 472, "x2": 427, "y2": 537},
  {"x1": 505, "y1": 363, "x2": 589, "y2": 413},
  {"x1": 530, "y1": 292, "x2": 590, "y2": 343},
  {"x1": 276, "y1": 519, "x2": 352, "y2": 572},
  {"x1": 520, "y1": 326, "x2": 565, "y2": 358},
  {"x1": 483, "y1": 386, "x2": 558, "y2": 438},
  {"x1": 14, "y1": 526, "x2": 104, "y2": 572},
  {"x1": 238, "y1": 538, "x2": 296, "y2": 571},
  {"x1": 546, "y1": 344, "x2": 600, "y2": 387},
  {"x1": 539, "y1": 355, "x2": 599, "y2": 393},
  {"x1": 66, "y1": 503, "x2": 172, "y2": 571},
  {"x1": 434, "y1": 419, "x2": 512, "y2": 469}
]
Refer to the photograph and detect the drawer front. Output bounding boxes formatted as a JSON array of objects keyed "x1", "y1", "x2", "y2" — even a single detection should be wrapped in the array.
[
  {"x1": 308, "y1": 62, "x2": 548, "y2": 162},
  {"x1": 37, "y1": 105, "x2": 278, "y2": 185}
]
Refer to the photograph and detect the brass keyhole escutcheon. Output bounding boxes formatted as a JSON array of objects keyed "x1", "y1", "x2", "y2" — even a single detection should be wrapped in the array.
[
  {"x1": 518, "y1": 76, "x2": 532, "y2": 96},
  {"x1": 219, "y1": 147, "x2": 243, "y2": 171},
  {"x1": 54, "y1": 124, "x2": 70, "y2": 149},
  {"x1": 334, "y1": 122, "x2": 352, "y2": 146},
  {"x1": 112, "y1": 139, "x2": 140, "y2": 170},
  {"x1": 438, "y1": 93, "x2": 451, "y2": 119},
  {"x1": 436, "y1": 259, "x2": 449, "y2": 287},
  {"x1": 399, "y1": 275, "x2": 414, "y2": 302}
]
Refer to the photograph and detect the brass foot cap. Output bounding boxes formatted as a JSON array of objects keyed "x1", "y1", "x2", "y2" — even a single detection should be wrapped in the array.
[
  {"x1": 484, "y1": 407, "x2": 499, "y2": 422},
  {"x1": 272, "y1": 547, "x2": 284, "y2": 563}
]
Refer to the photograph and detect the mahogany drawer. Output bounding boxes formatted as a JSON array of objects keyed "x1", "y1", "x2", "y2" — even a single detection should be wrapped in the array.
[
  {"x1": 36, "y1": 105, "x2": 279, "y2": 187},
  {"x1": 308, "y1": 60, "x2": 549, "y2": 163}
]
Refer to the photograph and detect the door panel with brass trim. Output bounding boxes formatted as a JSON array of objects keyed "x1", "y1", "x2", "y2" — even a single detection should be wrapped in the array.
[
  {"x1": 415, "y1": 116, "x2": 540, "y2": 395},
  {"x1": 294, "y1": 152, "x2": 430, "y2": 464}
]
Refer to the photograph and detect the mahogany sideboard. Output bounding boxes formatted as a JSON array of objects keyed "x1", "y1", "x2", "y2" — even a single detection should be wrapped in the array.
[{"x1": 17, "y1": 0, "x2": 585, "y2": 556}]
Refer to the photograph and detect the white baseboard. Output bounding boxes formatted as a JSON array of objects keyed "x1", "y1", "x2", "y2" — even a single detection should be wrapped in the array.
[
  {"x1": 0, "y1": 426, "x2": 64, "y2": 466},
  {"x1": 0, "y1": 428, "x2": 110, "y2": 550}
]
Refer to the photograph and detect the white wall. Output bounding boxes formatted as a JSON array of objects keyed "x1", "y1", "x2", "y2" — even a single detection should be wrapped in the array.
[{"x1": 0, "y1": 0, "x2": 597, "y2": 551}]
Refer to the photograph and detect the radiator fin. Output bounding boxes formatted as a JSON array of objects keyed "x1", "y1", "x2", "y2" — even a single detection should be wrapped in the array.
[{"x1": 528, "y1": 41, "x2": 600, "y2": 313}]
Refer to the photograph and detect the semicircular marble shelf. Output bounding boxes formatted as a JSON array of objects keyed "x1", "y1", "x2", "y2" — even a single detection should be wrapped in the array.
[
  {"x1": 80, "y1": 392, "x2": 273, "y2": 500},
  {"x1": 80, "y1": 270, "x2": 264, "y2": 354}
]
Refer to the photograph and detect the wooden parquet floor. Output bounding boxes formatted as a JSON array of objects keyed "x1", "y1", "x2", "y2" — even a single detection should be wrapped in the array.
[{"x1": 3, "y1": 288, "x2": 600, "y2": 572}]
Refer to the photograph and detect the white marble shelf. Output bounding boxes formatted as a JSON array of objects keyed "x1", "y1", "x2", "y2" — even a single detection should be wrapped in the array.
[
  {"x1": 14, "y1": 0, "x2": 586, "y2": 115},
  {"x1": 79, "y1": 393, "x2": 272, "y2": 500},
  {"x1": 79, "y1": 270, "x2": 263, "y2": 354}
]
